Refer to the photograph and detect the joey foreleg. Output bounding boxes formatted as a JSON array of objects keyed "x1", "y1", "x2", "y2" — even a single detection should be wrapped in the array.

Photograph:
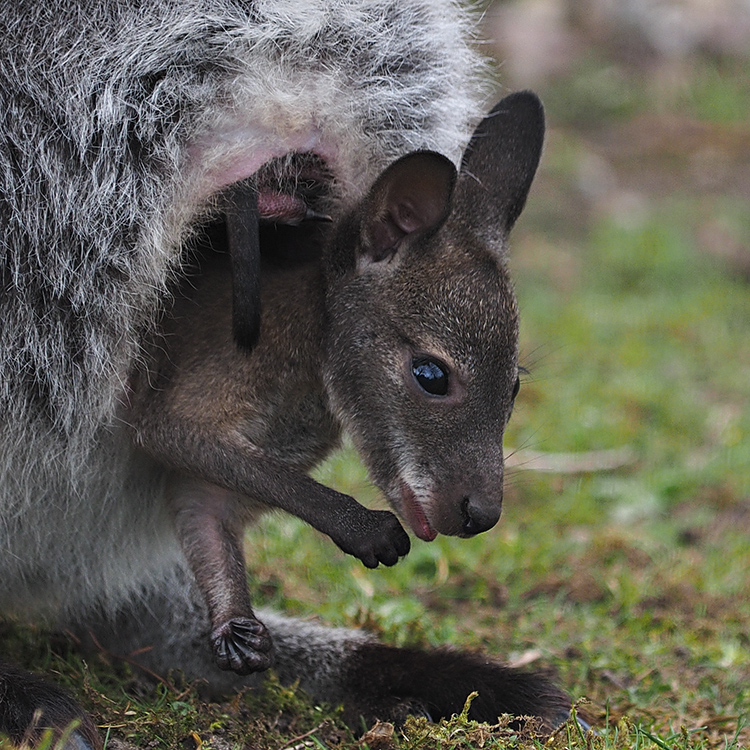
[
  {"x1": 165, "y1": 473, "x2": 409, "y2": 675},
  {"x1": 150, "y1": 427, "x2": 412, "y2": 572},
  {"x1": 139, "y1": 420, "x2": 410, "y2": 672}
]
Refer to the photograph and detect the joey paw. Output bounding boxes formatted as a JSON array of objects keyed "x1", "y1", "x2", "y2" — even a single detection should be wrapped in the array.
[
  {"x1": 211, "y1": 616, "x2": 273, "y2": 675},
  {"x1": 337, "y1": 509, "x2": 411, "y2": 569}
]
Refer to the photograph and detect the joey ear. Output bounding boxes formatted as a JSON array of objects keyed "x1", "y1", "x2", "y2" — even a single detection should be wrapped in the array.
[
  {"x1": 361, "y1": 151, "x2": 456, "y2": 264},
  {"x1": 457, "y1": 91, "x2": 545, "y2": 240}
]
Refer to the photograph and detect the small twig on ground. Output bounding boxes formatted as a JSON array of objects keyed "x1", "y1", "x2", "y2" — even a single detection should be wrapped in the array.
[
  {"x1": 505, "y1": 446, "x2": 636, "y2": 473},
  {"x1": 279, "y1": 721, "x2": 327, "y2": 750}
]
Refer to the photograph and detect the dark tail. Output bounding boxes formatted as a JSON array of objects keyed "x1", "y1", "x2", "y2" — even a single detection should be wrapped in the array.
[{"x1": 337, "y1": 642, "x2": 571, "y2": 730}]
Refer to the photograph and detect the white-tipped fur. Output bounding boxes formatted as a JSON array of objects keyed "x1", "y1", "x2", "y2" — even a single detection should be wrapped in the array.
[{"x1": 0, "y1": 0, "x2": 486, "y2": 626}]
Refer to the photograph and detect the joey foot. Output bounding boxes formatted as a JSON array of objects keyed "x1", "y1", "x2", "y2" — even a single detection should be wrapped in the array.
[
  {"x1": 211, "y1": 616, "x2": 273, "y2": 675},
  {"x1": 333, "y1": 508, "x2": 411, "y2": 569}
]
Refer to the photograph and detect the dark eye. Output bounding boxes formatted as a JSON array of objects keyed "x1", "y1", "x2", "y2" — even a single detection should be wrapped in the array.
[
  {"x1": 411, "y1": 357, "x2": 449, "y2": 396},
  {"x1": 512, "y1": 375, "x2": 521, "y2": 400}
]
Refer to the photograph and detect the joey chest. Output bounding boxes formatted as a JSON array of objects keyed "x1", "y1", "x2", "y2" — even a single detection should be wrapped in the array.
[
  {"x1": 238, "y1": 378, "x2": 340, "y2": 470},
  {"x1": 133, "y1": 253, "x2": 341, "y2": 476},
  {"x1": 234, "y1": 265, "x2": 340, "y2": 470}
]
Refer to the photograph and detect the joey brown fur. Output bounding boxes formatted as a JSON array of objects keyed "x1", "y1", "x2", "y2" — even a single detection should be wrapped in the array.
[{"x1": 129, "y1": 92, "x2": 546, "y2": 684}]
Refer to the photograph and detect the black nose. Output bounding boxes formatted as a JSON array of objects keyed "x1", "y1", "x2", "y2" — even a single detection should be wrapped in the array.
[{"x1": 461, "y1": 498, "x2": 501, "y2": 535}]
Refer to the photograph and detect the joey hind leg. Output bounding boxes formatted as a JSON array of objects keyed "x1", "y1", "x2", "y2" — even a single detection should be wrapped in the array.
[{"x1": 166, "y1": 473, "x2": 273, "y2": 675}]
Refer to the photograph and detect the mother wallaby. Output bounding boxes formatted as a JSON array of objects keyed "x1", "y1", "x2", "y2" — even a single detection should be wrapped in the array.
[{"x1": 0, "y1": 2, "x2": 569, "y2": 747}]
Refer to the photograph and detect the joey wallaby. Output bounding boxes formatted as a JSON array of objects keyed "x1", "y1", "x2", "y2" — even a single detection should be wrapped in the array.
[
  {"x1": 119, "y1": 91, "x2": 574, "y2": 729},
  {"x1": 0, "y1": 2, "x2": 572, "y2": 748},
  {"x1": 129, "y1": 93, "x2": 546, "y2": 681}
]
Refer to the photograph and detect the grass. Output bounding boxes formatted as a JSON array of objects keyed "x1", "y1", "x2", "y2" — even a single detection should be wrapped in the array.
[{"x1": 3, "y1": 30, "x2": 750, "y2": 750}]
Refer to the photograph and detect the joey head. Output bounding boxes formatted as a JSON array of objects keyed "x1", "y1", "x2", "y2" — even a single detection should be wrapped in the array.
[
  {"x1": 130, "y1": 92, "x2": 545, "y2": 678},
  {"x1": 325, "y1": 90, "x2": 545, "y2": 542}
]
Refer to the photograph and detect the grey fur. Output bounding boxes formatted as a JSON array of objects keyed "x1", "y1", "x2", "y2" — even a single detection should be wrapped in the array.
[{"x1": 76, "y1": 573, "x2": 377, "y2": 703}]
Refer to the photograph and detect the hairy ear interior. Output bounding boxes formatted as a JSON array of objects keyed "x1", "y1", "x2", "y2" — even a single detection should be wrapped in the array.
[{"x1": 362, "y1": 151, "x2": 456, "y2": 263}]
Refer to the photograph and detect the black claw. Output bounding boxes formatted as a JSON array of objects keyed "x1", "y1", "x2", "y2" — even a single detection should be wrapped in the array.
[
  {"x1": 396, "y1": 534, "x2": 411, "y2": 557},
  {"x1": 380, "y1": 549, "x2": 399, "y2": 567},
  {"x1": 303, "y1": 207, "x2": 333, "y2": 222},
  {"x1": 211, "y1": 618, "x2": 274, "y2": 674},
  {"x1": 230, "y1": 619, "x2": 267, "y2": 640}
]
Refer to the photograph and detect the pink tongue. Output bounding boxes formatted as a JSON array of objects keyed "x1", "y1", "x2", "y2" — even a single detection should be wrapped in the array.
[{"x1": 400, "y1": 482, "x2": 437, "y2": 542}]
